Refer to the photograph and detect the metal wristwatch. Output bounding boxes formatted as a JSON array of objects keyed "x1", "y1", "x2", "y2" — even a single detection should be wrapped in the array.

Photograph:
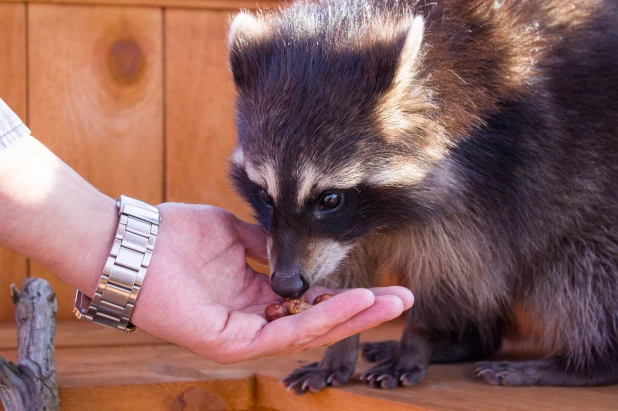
[{"x1": 73, "y1": 195, "x2": 161, "y2": 333}]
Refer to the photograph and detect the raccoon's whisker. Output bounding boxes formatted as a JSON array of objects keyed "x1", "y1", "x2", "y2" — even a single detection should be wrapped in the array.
[
  {"x1": 449, "y1": 69, "x2": 469, "y2": 85},
  {"x1": 314, "y1": 274, "x2": 340, "y2": 289},
  {"x1": 338, "y1": 222, "x2": 361, "y2": 240},
  {"x1": 334, "y1": 263, "x2": 355, "y2": 271},
  {"x1": 322, "y1": 277, "x2": 339, "y2": 287}
]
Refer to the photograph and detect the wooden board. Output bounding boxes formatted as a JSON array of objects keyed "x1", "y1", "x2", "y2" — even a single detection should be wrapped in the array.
[
  {"x1": 0, "y1": 249, "x2": 28, "y2": 322},
  {"x1": 165, "y1": 9, "x2": 268, "y2": 273},
  {"x1": 2, "y1": 320, "x2": 617, "y2": 410},
  {"x1": 0, "y1": 4, "x2": 26, "y2": 115},
  {"x1": 27, "y1": 4, "x2": 163, "y2": 319},
  {"x1": 165, "y1": 9, "x2": 249, "y2": 219},
  {"x1": 255, "y1": 375, "x2": 426, "y2": 411},
  {"x1": 0, "y1": 3, "x2": 29, "y2": 322},
  {"x1": 1, "y1": 0, "x2": 282, "y2": 10},
  {"x1": 0, "y1": 321, "x2": 165, "y2": 350},
  {"x1": 59, "y1": 379, "x2": 255, "y2": 411}
]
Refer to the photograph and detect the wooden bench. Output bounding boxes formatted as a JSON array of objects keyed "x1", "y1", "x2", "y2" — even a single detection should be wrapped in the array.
[{"x1": 1, "y1": 319, "x2": 616, "y2": 410}]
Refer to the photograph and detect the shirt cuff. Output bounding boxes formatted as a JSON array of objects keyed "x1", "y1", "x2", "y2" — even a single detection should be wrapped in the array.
[{"x1": 0, "y1": 98, "x2": 31, "y2": 151}]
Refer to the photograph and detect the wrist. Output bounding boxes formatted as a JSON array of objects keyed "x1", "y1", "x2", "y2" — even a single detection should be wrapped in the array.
[
  {"x1": 0, "y1": 136, "x2": 118, "y2": 295},
  {"x1": 53, "y1": 195, "x2": 118, "y2": 298}
]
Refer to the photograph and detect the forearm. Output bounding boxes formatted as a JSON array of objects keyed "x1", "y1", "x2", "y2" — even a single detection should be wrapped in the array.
[{"x1": 0, "y1": 135, "x2": 117, "y2": 296}]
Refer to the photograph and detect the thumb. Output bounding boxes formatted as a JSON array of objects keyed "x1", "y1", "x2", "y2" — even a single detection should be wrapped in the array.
[{"x1": 231, "y1": 216, "x2": 269, "y2": 264}]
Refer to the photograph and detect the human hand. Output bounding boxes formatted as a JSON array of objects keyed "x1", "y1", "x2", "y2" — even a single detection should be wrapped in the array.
[
  {"x1": 130, "y1": 203, "x2": 414, "y2": 364},
  {"x1": 0, "y1": 137, "x2": 412, "y2": 364}
]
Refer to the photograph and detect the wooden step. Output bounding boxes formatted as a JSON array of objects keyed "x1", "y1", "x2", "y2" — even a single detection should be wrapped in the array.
[{"x1": 1, "y1": 320, "x2": 616, "y2": 410}]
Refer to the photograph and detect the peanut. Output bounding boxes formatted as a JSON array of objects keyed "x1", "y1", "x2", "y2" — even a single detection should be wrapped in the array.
[
  {"x1": 281, "y1": 298, "x2": 294, "y2": 312},
  {"x1": 289, "y1": 300, "x2": 313, "y2": 315},
  {"x1": 313, "y1": 294, "x2": 332, "y2": 305},
  {"x1": 265, "y1": 303, "x2": 289, "y2": 322}
]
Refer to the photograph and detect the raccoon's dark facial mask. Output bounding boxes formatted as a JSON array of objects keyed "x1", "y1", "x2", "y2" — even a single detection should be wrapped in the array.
[
  {"x1": 256, "y1": 188, "x2": 356, "y2": 237},
  {"x1": 258, "y1": 188, "x2": 345, "y2": 221},
  {"x1": 230, "y1": 163, "x2": 365, "y2": 235},
  {"x1": 230, "y1": 166, "x2": 358, "y2": 297}
]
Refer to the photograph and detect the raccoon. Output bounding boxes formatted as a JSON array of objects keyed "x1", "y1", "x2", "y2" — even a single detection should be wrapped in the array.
[{"x1": 228, "y1": 0, "x2": 618, "y2": 391}]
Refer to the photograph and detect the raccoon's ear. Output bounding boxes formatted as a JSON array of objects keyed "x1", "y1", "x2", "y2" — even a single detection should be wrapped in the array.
[
  {"x1": 228, "y1": 12, "x2": 268, "y2": 89},
  {"x1": 228, "y1": 12, "x2": 267, "y2": 48},
  {"x1": 394, "y1": 15, "x2": 425, "y2": 86}
]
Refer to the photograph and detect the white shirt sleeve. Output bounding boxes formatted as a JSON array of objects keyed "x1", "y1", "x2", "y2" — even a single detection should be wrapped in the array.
[{"x1": 0, "y1": 98, "x2": 31, "y2": 151}]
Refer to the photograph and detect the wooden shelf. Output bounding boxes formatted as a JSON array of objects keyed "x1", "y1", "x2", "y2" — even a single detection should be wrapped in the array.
[{"x1": 1, "y1": 320, "x2": 616, "y2": 410}]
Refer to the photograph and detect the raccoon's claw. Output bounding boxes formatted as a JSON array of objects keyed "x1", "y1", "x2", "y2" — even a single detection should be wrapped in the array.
[
  {"x1": 475, "y1": 362, "x2": 504, "y2": 385},
  {"x1": 361, "y1": 340, "x2": 398, "y2": 363},
  {"x1": 474, "y1": 360, "x2": 550, "y2": 386},
  {"x1": 282, "y1": 361, "x2": 354, "y2": 394},
  {"x1": 360, "y1": 355, "x2": 427, "y2": 389}
]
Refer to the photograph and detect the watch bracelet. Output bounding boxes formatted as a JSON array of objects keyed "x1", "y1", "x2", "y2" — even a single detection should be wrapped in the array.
[{"x1": 73, "y1": 196, "x2": 160, "y2": 333}]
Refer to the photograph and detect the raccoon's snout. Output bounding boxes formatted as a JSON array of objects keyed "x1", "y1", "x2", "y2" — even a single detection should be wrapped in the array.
[{"x1": 270, "y1": 270, "x2": 310, "y2": 299}]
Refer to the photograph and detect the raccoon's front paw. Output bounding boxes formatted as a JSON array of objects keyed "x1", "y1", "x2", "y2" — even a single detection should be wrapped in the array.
[
  {"x1": 361, "y1": 340, "x2": 398, "y2": 363},
  {"x1": 475, "y1": 360, "x2": 556, "y2": 386},
  {"x1": 360, "y1": 354, "x2": 427, "y2": 389},
  {"x1": 282, "y1": 361, "x2": 355, "y2": 394}
]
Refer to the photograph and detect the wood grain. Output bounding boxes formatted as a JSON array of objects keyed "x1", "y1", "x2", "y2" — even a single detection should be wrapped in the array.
[
  {"x1": 0, "y1": 249, "x2": 28, "y2": 323},
  {"x1": 0, "y1": 4, "x2": 26, "y2": 115},
  {"x1": 0, "y1": 3, "x2": 29, "y2": 323},
  {"x1": 0, "y1": 321, "x2": 165, "y2": 350},
  {"x1": 255, "y1": 375, "x2": 426, "y2": 411},
  {"x1": 27, "y1": 4, "x2": 163, "y2": 319},
  {"x1": 1, "y1": 320, "x2": 617, "y2": 410},
  {"x1": 0, "y1": 0, "x2": 282, "y2": 11},
  {"x1": 58, "y1": 379, "x2": 254, "y2": 411},
  {"x1": 165, "y1": 9, "x2": 268, "y2": 273}
]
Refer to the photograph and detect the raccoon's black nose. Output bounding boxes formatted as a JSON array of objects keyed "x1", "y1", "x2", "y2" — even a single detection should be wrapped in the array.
[{"x1": 270, "y1": 271, "x2": 310, "y2": 299}]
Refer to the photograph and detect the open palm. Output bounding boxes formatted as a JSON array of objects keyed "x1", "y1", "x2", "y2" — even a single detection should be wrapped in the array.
[{"x1": 131, "y1": 203, "x2": 413, "y2": 364}]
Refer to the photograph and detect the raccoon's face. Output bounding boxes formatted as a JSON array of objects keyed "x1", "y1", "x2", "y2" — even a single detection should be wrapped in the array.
[
  {"x1": 230, "y1": 140, "x2": 416, "y2": 298},
  {"x1": 228, "y1": 8, "x2": 448, "y2": 297}
]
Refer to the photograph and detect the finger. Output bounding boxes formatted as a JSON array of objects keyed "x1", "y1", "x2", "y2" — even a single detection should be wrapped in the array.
[
  {"x1": 251, "y1": 289, "x2": 375, "y2": 357},
  {"x1": 304, "y1": 286, "x2": 414, "y2": 310},
  {"x1": 298, "y1": 295, "x2": 404, "y2": 351},
  {"x1": 368, "y1": 287, "x2": 414, "y2": 310},
  {"x1": 231, "y1": 217, "x2": 269, "y2": 264}
]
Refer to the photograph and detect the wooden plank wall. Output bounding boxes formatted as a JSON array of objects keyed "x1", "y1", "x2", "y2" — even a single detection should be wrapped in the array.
[
  {"x1": 0, "y1": 4, "x2": 28, "y2": 322},
  {"x1": 165, "y1": 9, "x2": 250, "y2": 221},
  {"x1": 0, "y1": 1, "x2": 265, "y2": 321}
]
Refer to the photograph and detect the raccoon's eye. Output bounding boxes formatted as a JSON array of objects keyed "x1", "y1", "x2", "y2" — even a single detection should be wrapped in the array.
[
  {"x1": 319, "y1": 192, "x2": 342, "y2": 211},
  {"x1": 258, "y1": 188, "x2": 273, "y2": 206}
]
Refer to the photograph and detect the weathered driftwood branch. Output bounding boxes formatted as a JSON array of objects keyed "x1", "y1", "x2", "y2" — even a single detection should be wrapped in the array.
[{"x1": 0, "y1": 278, "x2": 60, "y2": 411}]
